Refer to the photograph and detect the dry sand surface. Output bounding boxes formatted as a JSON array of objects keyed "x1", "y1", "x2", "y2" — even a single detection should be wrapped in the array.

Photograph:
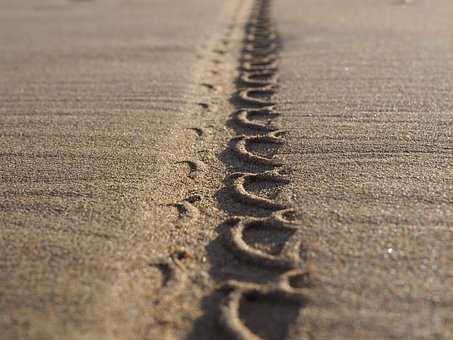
[
  {"x1": 0, "y1": 0, "x2": 246, "y2": 338},
  {"x1": 1, "y1": 0, "x2": 453, "y2": 339},
  {"x1": 275, "y1": 0, "x2": 453, "y2": 338}
]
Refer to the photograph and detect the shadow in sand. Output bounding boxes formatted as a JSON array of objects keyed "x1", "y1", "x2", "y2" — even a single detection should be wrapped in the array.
[{"x1": 186, "y1": 0, "x2": 306, "y2": 338}]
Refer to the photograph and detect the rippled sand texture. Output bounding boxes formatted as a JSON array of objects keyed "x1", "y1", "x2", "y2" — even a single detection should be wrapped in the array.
[
  {"x1": 275, "y1": 0, "x2": 453, "y2": 338},
  {"x1": 0, "y1": 0, "x2": 244, "y2": 339},
  {"x1": 2, "y1": 0, "x2": 453, "y2": 339}
]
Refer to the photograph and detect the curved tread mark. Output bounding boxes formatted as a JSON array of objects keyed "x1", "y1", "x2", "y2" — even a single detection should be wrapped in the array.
[
  {"x1": 219, "y1": 272, "x2": 309, "y2": 340},
  {"x1": 226, "y1": 211, "x2": 302, "y2": 269},
  {"x1": 241, "y1": 70, "x2": 277, "y2": 79},
  {"x1": 242, "y1": 53, "x2": 277, "y2": 64},
  {"x1": 245, "y1": 32, "x2": 277, "y2": 44},
  {"x1": 243, "y1": 42, "x2": 278, "y2": 57},
  {"x1": 243, "y1": 57, "x2": 277, "y2": 67},
  {"x1": 241, "y1": 61, "x2": 278, "y2": 72},
  {"x1": 230, "y1": 133, "x2": 284, "y2": 166},
  {"x1": 240, "y1": 72, "x2": 277, "y2": 87},
  {"x1": 238, "y1": 87, "x2": 276, "y2": 107},
  {"x1": 229, "y1": 171, "x2": 290, "y2": 209},
  {"x1": 234, "y1": 108, "x2": 280, "y2": 131},
  {"x1": 220, "y1": 288, "x2": 262, "y2": 340},
  {"x1": 272, "y1": 208, "x2": 303, "y2": 225}
]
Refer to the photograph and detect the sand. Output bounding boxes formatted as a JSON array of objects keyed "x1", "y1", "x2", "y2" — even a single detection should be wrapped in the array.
[
  {"x1": 0, "y1": 0, "x2": 245, "y2": 338},
  {"x1": 275, "y1": 0, "x2": 453, "y2": 338},
  {"x1": 1, "y1": 0, "x2": 452, "y2": 339}
]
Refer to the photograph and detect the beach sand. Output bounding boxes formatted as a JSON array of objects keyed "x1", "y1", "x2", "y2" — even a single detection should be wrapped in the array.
[
  {"x1": 1, "y1": 0, "x2": 452, "y2": 339},
  {"x1": 275, "y1": 0, "x2": 453, "y2": 338},
  {"x1": 0, "y1": 0, "x2": 245, "y2": 338}
]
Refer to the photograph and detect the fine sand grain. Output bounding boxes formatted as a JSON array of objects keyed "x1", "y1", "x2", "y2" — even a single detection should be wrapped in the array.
[
  {"x1": 0, "y1": 0, "x2": 247, "y2": 339},
  {"x1": 275, "y1": 0, "x2": 453, "y2": 338},
  {"x1": 2, "y1": 0, "x2": 453, "y2": 339}
]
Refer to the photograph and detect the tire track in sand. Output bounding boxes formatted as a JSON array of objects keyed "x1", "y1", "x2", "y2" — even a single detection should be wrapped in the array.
[{"x1": 213, "y1": 1, "x2": 313, "y2": 339}]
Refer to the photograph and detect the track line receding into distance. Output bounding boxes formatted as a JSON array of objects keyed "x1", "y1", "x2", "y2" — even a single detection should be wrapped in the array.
[{"x1": 215, "y1": 1, "x2": 313, "y2": 339}]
